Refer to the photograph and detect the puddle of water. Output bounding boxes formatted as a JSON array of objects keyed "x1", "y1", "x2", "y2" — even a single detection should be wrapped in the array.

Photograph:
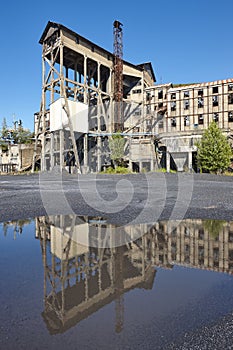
[{"x1": 1, "y1": 216, "x2": 233, "y2": 349}]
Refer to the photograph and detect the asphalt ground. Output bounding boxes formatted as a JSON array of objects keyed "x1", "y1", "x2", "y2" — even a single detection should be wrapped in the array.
[
  {"x1": 0, "y1": 171, "x2": 233, "y2": 223},
  {"x1": 1, "y1": 171, "x2": 233, "y2": 349}
]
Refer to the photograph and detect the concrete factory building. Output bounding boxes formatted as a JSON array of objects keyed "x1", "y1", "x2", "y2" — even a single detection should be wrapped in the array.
[{"x1": 34, "y1": 21, "x2": 233, "y2": 173}]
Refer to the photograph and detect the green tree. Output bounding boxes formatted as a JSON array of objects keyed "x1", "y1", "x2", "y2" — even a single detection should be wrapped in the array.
[
  {"x1": 1, "y1": 118, "x2": 33, "y2": 144},
  {"x1": 109, "y1": 134, "x2": 126, "y2": 167},
  {"x1": 11, "y1": 127, "x2": 34, "y2": 144},
  {"x1": 0, "y1": 117, "x2": 8, "y2": 139},
  {"x1": 203, "y1": 219, "x2": 226, "y2": 239},
  {"x1": 197, "y1": 122, "x2": 232, "y2": 174}
]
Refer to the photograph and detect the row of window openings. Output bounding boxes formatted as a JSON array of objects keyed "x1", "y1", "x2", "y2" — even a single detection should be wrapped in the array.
[
  {"x1": 143, "y1": 87, "x2": 233, "y2": 102},
  {"x1": 170, "y1": 84, "x2": 233, "y2": 100},
  {"x1": 170, "y1": 112, "x2": 233, "y2": 127},
  {"x1": 170, "y1": 94, "x2": 233, "y2": 111},
  {"x1": 147, "y1": 84, "x2": 233, "y2": 101}
]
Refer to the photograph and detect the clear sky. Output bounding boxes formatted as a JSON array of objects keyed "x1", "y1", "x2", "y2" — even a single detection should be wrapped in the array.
[{"x1": 1, "y1": 0, "x2": 233, "y2": 131}]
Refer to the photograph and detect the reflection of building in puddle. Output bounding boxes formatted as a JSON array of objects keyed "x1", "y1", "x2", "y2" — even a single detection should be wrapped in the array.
[
  {"x1": 35, "y1": 216, "x2": 233, "y2": 334},
  {"x1": 35, "y1": 215, "x2": 156, "y2": 334}
]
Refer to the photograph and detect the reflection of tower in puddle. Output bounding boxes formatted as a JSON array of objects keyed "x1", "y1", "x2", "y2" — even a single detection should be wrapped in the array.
[
  {"x1": 36, "y1": 215, "x2": 156, "y2": 334},
  {"x1": 35, "y1": 216, "x2": 233, "y2": 334}
]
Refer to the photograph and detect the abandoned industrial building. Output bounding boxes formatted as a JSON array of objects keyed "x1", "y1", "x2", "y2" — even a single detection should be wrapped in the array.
[{"x1": 33, "y1": 21, "x2": 233, "y2": 173}]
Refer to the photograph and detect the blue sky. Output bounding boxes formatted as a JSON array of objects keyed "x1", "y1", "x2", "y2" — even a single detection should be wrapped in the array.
[{"x1": 0, "y1": 0, "x2": 233, "y2": 131}]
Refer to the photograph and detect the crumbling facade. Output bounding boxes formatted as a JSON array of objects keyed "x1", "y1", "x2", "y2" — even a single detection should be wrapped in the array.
[
  {"x1": 0, "y1": 143, "x2": 39, "y2": 173},
  {"x1": 146, "y1": 80, "x2": 233, "y2": 171}
]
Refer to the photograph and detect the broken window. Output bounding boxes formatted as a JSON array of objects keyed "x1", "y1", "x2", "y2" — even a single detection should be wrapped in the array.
[
  {"x1": 171, "y1": 118, "x2": 176, "y2": 127},
  {"x1": 228, "y1": 84, "x2": 233, "y2": 91},
  {"x1": 184, "y1": 116, "x2": 190, "y2": 126},
  {"x1": 158, "y1": 90, "x2": 163, "y2": 99},
  {"x1": 184, "y1": 227, "x2": 190, "y2": 236},
  {"x1": 228, "y1": 93, "x2": 233, "y2": 104},
  {"x1": 198, "y1": 228, "x2": 204, "y2": 240},
  {"x1": 229, "y1": 231, "x2": 233, "y2": 242},
  {"x1": 198, "y1": 97, "x2": 204, "y2": 108},
  {"x1": 213, "y1": 113, "x2": 218, "y2": 122},
  {"x1": 198, "y1": 89, "x2": 203, "y2": 96},
  {"x1": 171, "y1": 93, "x2": 176, "y2": 100},
  {"x1": 184, "y1": 100, "x2": 189, "y2": 110},
  {"x1": 213, "y1": 86, "x2": 218, "y2": 94},
  {"x1": 132, "y1": 89, "x2": 142, "y2": 94},
  {"x1": 171, "y1": 101, "x2": 176, "y2": 111},
  {"x1": 213, "y1": 95, "x2": 218, "y2": 106},
  {"x1": 198, "y1": 114, "x2": 204, "y2": 125},
  {"x1": 134, "y1": 108, "x2": 141, "y2": 116},
  {"x1": 146, "y1": 93, "x2": 151, "y2": 102},
  {"x1": 159, "y1": 121, "x2": 164, "y2": 129},
  {"x1": 228, "y1": 112, "x2": 233, "y2": 122},
  {"x1": 158, "y1": 102, "x2": 163, "y2": 108},
  {"x1": 184, "y1": 91, "x2": 189, "y2": 98},
  {"x1": 146, "y1": 105, "x2": 151, "y2": 114}
]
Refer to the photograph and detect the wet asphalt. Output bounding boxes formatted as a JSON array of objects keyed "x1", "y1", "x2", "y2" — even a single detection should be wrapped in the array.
[{"x1": 1, "y1": 171, "x2": 233, "y2": 349}]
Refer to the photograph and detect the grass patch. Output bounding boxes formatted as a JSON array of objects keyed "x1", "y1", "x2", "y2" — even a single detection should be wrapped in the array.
[
  {"x1": 101, "y1": 166, "x2": 132, "y2": 174},
  {"x1": 154, "y1": 168, "x2": 177, "y2": 173}
]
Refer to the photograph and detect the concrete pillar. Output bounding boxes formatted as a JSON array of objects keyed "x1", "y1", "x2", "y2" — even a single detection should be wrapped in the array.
[
  {"x1": 188, "y1": 151, "x2": 192, "y2": 172},
  {"x1": 83, "y1": 134, "x2": 88, "y2": 173},
  {"x1": 84, "y1": 55, "x2": 87, "y2": 104},
  {"x1": 97, "y1": 62, "x2": 101, "y2": 91},
  {"x1": 96, "y1": 61, "x2": 102, "y2": 173},
  {"x1": 97, "y1": 62, "x2": 101, "y2": 131},
  {"x1": 150, "y1": 139, "x2": 155, "y2": 171},
  {"x1": 141, "y1": 74, "x2": 145, "y2": 133},
  {"x1": 166, "y1": 151, "x2": 170, "y2": 172},
  {"x1": 50, "y1": 51, "x2": 54, "y2": 103},
  {"x1": 128, "y1": 137, "x2": 132, "y2": 171},
  {"x1": 97, "y1": 136, "x2": 101, "y2": 172},
  {"x1": 219, "y1": 229, "x2": 224, "y2": 270},
  {"x1": 204, "y1": 231, "x2": 209, "y2": 268},
  {"x1": 41, "y1": 53, "x2": 46, "y2": 172},
  {"x1": 60, "y1": 130, "x2": 64, "y2": 172},
  {"x1": 50, "y1": 133, "x2": 54, "y2": 170}
]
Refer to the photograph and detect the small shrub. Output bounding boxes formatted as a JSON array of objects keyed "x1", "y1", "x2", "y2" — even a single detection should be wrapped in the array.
[{"x1": 101, "y1": 166, "x2": 132, "y2": 174}]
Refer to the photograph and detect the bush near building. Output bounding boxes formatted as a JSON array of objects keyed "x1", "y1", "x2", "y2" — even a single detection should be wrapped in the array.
[{"x1": 197, "y1": 122, "x2": 232, "y2": 174}]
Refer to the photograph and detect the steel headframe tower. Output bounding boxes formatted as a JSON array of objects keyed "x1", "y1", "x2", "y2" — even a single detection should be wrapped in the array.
[{"x1": 113, "y1": 20, "x2": 123, "y2": 132}]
